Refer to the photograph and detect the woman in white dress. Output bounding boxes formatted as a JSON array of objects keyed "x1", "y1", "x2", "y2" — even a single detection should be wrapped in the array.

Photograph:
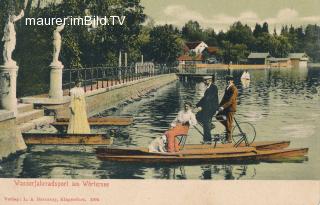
[{"x1": 67, "y1": 79, "x2": 91, "y2": 134}]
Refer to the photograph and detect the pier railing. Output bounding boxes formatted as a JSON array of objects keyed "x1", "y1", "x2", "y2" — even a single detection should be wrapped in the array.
[{"x1": 62, "y1": 64, "x2": 176, "y2": 95}]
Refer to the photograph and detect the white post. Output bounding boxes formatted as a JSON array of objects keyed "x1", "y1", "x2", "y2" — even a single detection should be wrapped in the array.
[
  {"x1": 49, "y1": 62, "x2": 64, "y2": 99},
  {"x1": 124, "y1": 52, "x2": 127, "y2": 67},
  {"x1": 141, "y1": 55, "x2": 144, "y2": 64},
  {"x1": 0, "y1": 64, "x2": 18, "y2": 116},
  {"x1": 118, "y1": 51, "x2": 122, "y2": 67},
  {"x1": 118, "y1": 51, "x2": 122, "y2": 81}
]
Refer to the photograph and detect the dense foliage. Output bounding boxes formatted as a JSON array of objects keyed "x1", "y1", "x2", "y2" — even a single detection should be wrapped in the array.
[
  {"x1": 0, "y1": 0, "x2": 319, "y2": 96},
  {"x1": 181, "y1": 20, "x2": 320, "y2": 63}
]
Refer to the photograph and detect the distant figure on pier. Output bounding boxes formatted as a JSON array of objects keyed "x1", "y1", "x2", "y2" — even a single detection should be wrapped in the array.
[
  {"x1": 164, "y1": 101, "x2": 197, "y2": 152},
  {"x1": 67, "y1": 79, "x2": 91, "y2": 134},
  {"x1": 241, "y1": 70, "x2": 250, "y2": 80},
  {"x1": 195, "y1": 75, "x2": 219, "y2": 143}
]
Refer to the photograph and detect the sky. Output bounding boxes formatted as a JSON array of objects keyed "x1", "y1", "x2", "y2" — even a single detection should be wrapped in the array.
[{"x1": 140, "y1": 0, "x2": 320, "y2": 32}]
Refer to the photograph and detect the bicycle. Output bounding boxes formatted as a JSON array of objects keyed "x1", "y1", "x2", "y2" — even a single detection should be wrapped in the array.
[{"x1": 194, "y1": 115, "x2": 256, "y2": 148}]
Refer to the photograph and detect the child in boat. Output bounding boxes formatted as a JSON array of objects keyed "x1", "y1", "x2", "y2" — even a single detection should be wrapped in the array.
[
  {"x1": 67, "y1": 79, "x2": 91, "y2": 134},
  {"x1": 165, "y1": 101, "x2": 197, "y2": 152},
  {"x1": 148, "y1": 135, "x2": 167, "y2": 153}
]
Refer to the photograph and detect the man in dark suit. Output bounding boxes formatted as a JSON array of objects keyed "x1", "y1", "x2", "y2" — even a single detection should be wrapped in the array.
[
  {"x1": 195, "y1": 75, "x2": 219, "y2": 143},
  {"x1": 218, "y1": 75, "x2": 238, "y2": 143}
]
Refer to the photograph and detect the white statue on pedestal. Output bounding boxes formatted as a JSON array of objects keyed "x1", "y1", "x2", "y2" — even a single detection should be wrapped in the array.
[
  {"x1": 2, "y1": 10, "x2": 24, "y2": 67},
  {"x1": 51, "y1": 24, "x2": 65, "y2": 67}
]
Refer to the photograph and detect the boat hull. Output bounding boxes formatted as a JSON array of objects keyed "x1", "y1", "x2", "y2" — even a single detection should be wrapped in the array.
[
  {"x1": 23, "y1": 133, "x2": 112, "y2": 145},
  {"x1": 95, "y1": 141, "x2": 290, "y2": 156},
  {"x1": 96, "y1": 148, "x2": 308, "y2": 163},
  {"x1": 55, "y1": 116, "x2": 133, "y2": 126},
  {"x1": 51, "y1": 116, "x2": 133, "y2": 133}
]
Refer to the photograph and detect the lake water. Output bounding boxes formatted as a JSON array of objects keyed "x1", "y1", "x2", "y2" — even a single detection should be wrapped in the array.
[{"x1": 0, "y1": 67, "x2": 319, "y2": 180}]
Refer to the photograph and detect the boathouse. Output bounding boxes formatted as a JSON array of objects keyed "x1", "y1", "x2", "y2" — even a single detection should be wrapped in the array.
[
  {"x1": 269, "y1": 57, "x2": 291, "y2": 68},
  {"x1": 247, "y1": 52, "x2": 272, "y2": 65},
  {"x1": 178, "y1": 54, "x2": 203, "y2": 65},
  {"x1": 288, "y1": 53, "x2": 309, "y2": 68}
]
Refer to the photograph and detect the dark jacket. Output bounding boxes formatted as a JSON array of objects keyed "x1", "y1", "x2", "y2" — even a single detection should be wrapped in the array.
[
  {"x1": 196, "y1": 83, "x2": 219, "y2": 120},
  {"x1": 220, "y1": 84, "x2": 238, "y2": 112}
]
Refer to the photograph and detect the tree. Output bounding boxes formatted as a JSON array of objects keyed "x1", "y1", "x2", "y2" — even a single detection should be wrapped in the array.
[
  {"x1": 271, "y1": 35, "x2": 292, "y2": 57},
  {"x1": 181, "y1": 20, "x2": 204, "y2": 42},
  {"x1": 146, "y1": 25, "x2": 182, "y2": 65},
  {"x1": 262, "y1": 22, "x2": 269, "y2": 33},
  {"x1": 255, "y1": 33, "x2": 273, "y2": 53},
  {"x1": 226, "y1": 22, "x2": 255, "y2": 50},
  {"x1": 304, "y1": 25, "x2": 320, "y2": 62},
  {"x1": 203, "y1": 28, "x2": 218, "y2": 46},
  {"x1": 253, "y1": 23, "x2": 263, "y2": 37}
]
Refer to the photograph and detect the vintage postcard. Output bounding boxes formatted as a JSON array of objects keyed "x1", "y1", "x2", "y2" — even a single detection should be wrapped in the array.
[{"x1": 0, "y1": 0, "x2": 319, "y2": 204}]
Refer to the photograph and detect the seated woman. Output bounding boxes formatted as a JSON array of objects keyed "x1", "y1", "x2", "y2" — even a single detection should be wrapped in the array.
[{"x1": 165, "y1": 102, "x2": 197, "y2": 152}]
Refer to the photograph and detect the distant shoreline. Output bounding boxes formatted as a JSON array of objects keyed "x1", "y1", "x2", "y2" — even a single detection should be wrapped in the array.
[{"x1": 179, "y1": 63, "x2": 319, "y2": 70}]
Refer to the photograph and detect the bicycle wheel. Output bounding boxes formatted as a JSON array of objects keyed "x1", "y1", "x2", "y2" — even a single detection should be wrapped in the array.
[{"x1": 232, "y1": 122, "x2": 256, "y2": 145}]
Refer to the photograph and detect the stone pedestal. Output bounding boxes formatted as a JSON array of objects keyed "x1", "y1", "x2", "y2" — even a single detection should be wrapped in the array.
[
  {"x1": 0, "y1": 63, "x2": 18, "y2": 116},
  {"x1": 0, "y1": 110, "x2": 26, "y2": 161},
  {"x1": 49, "y1": 61, "x2": 64, "y2": 99}
]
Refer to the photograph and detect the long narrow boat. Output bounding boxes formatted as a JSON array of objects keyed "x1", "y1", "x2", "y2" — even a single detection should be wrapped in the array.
[
  {"x1": 51, "y1": 116, "x2": 134, "y2": 132},
  {"x1": 95, "y1": 147, "x2": 308, "y2": 163},
  {"x1": 95, "y1": 141, "x2": 290, "y2": 156},
  {"x1": 184, "y1": 141, "x2": 290, "y2": 150},
  {"x1": 23, "y1": 133, "x2": 113, "y2": 145},
  {"x1": 55, "y1": 116, "x2": 134, "y2": 126}
]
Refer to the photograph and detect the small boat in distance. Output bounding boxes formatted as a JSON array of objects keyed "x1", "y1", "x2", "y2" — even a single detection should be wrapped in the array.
[{"x1": 241, "y1": 70, "x2": 250, "y2": 80}]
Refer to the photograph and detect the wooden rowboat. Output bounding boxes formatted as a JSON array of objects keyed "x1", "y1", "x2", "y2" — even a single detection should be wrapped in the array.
[
  {"x1": 55, "y1": 116, "x2": 134, "y2": 126},
  {"x1": 183, "y1": 141, "x2": 290, "y2": 150},
  {"x1": 95, "y1": 141, "x2": 290, "y2": 156},
  {"x1": 22, "y1": 133, "x2": 113, "y2": 145},
  {"x1": 51, "y1": 116, "x2": 134, "y2": 132},
  {"x1": 95, "y1": 147, "x2": 308, "y2": 163}
]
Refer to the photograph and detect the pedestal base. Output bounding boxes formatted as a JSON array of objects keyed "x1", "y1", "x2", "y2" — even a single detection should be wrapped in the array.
[
  {"x1": 49, "y1": 62, "x2": 64, "y2": 99},
  {"x1": 0, "y1": 64, "x2": 19, "y2": 116}
]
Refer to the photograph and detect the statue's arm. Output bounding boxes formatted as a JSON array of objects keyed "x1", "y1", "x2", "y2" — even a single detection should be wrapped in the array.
[
  {"x1": 56, "y1": 24, "x2": 65, "y2": 32},
  {"x1": 13, "y1": 10, "x2": 24, "y2": 22}
]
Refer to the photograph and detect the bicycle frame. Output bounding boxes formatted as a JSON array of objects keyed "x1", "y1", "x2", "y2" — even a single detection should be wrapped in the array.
[
  {"x1": 233, "y1": 118, "x2": 250, "y2": 147},
  {"x1": 191, "y1": 116, "x2": 253, "y2": 148}
]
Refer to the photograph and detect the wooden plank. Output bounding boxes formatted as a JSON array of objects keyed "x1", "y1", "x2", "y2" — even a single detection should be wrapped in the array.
[
  {"x1": 22, "y1": 133, "x2": 112, "y2": 145},
  {"x1": 183, "y1": 141, "x2": 290, "y2": 150},
  {"x1": 55, "y1": 116, "x2": 133, "y2": 126}
]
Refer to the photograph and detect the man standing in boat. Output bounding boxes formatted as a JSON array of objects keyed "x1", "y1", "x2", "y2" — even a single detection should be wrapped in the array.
[
  {"x1": 195, "y1": 75, "x2": 219, "y2": 143},
  {"x1": 218, "y1": 75, "x2": 238, "y2": 143}
]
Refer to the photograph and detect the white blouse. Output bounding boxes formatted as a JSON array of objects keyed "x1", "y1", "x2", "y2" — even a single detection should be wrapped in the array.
[
  {"x1": 70, "y1": 87, "x2": 85, "y2": 98},
  {"x1": 171, "y1": 109, "x2": 197, "y2": 127}
]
